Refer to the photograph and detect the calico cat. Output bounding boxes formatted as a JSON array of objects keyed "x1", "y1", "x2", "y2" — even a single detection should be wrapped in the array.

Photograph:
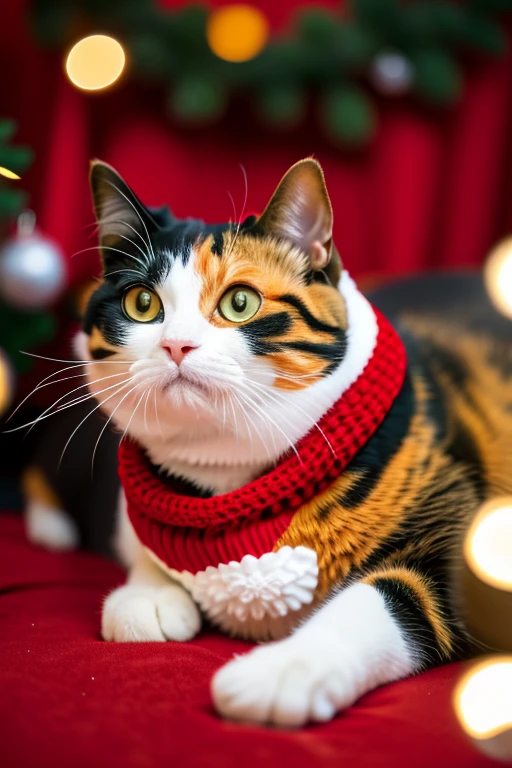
[{"x1": 78, "y1": 157, "x2": 512, "y2": 728}]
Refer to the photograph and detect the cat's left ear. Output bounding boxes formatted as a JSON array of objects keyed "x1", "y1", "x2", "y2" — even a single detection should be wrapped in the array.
[
  {"x1": 255, "y1": 159, "x2": 338, "y2": 276},
  {"x1": 89, "y1": 160, "x2": 158, "y2": 253}
]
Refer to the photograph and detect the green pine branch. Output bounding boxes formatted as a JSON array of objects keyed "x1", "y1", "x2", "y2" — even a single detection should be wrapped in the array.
[
  {"x1": 0, "y1": 119, "x2": 34, "y2": 221},
  {"x1": 30, "y1": 0, "x2": 512, "y2": 147}
]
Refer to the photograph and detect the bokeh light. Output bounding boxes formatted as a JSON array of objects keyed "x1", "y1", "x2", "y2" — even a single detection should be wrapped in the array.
[
  {"x1": 465, "y1": 498, "x2": 512, "y2": 590},
  {"x1": 65, "y1": 35, "x2": 125, "y2": 91},
  {"x1": 0, "y1": 167, "x2": 21, "y2": 180},
  {"x1": 454, "y1": 658, "x2": 512, "y2": 760},
  {"x1": 207, "y1": 5, "x2": 269, "y2": 63},
  {"x1": 484, "y1": 237, "x2": 512, "y2": 320}
]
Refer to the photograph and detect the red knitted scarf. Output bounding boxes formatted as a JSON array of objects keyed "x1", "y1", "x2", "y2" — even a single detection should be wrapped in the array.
[{"x1": 120, "y1": 308, "x2": 406, "y2": 574}]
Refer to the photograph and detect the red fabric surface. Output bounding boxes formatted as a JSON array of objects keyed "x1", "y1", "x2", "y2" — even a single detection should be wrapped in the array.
[
  {"x1": 123, "y1": 309, "x2": 406, "y2": 573},
  {"x1": 0, "y1": 513, "x2": 496, "y2": 768}
]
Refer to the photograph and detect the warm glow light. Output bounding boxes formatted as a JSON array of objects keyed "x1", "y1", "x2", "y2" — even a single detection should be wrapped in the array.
[
  {"x1": 207, "y1": 5, "x2": 269, "y2": 63},
  {"x1": 0, "y1": 167, "x2": 21, "y2": 180},
  {"x1": 465, "y1": 498, "x2": 512, "y2": 590},
  {"x1": 66, "y1": 35, "x2": 125, "y2": 91},
  {"x1": 455, "y1": 658, "x2": 512, "y2": 740},
  {"x1": 484, "y1": 237, "x2": 512, "y2": 319}
]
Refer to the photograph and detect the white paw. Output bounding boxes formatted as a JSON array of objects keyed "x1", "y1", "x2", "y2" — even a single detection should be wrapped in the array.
[
  {"x1": 212, "y1": 637, "x2": 359, "y2": 727},
  {"x1": 102, "y1": 583, "x2": 201, "y2": 643},
  {"x1": 26, "y1": 502, "x2": 79, "y2": 552}
]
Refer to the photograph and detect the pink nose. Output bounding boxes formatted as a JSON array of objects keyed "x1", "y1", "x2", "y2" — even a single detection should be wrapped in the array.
[{"x1": 162, "y1": 342, "x2": 198, "y2": 366}]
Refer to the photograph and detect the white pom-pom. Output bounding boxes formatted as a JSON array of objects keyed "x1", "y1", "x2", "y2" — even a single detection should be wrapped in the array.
[{"x1": 191, "y1": 546, "x2": 318, "y2": 625}]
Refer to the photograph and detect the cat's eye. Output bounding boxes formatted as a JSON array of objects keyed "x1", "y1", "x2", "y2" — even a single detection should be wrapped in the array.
[
  {"x1": 218, "y1": 286, "x2": 262, "y2": 323},
  {"x1": 122, "y1": 286, "x2": 163, "y2": 323}
]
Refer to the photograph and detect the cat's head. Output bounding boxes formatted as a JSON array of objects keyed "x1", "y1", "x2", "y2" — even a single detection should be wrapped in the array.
[{"x1": 80, "y1": 159, "x2": 350, "y2": 477}]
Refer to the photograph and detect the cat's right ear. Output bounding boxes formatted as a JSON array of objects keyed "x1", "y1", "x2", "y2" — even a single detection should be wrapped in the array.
[{"x1": 89, "y1": 161, "x2": 157, "y2": 266}]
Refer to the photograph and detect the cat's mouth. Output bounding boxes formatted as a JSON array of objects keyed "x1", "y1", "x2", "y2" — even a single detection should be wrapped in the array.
[{"x1": 162, "y1": 371, "x2": 209, "y2": 395}]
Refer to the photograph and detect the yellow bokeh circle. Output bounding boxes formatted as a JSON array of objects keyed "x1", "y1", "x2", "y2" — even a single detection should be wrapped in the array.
[
  {"x1": 207, "y1": 5, "x2": 269, "y2": 63},
  {"x1": 484, "y1": 237, "x2": 512, "y2": 320},
  {"x1": 454, "y1": 657, "x2": 512, "y2": 740},
  {"x1": 66, "y1": 35, "x2": 125, "y2": 91},
  {"x1": 464, "y1": 497, "x2": 512, "y2": 590}
]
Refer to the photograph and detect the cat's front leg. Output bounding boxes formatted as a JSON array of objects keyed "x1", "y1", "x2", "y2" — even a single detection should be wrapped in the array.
[
  {"x1": 102, "y1": 546, "x2": 201, "y2": 642},
  {"x1": 212, "y1": 580, "x2": 419, "y2": 727}
]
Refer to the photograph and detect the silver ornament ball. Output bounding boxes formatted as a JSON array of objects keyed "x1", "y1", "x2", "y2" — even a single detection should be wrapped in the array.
[
  {"x1": 370, "y1": 50, "x2": 414, "y2": 96},
  {"x1": 0, "y1": 213, "x2": 66, "y2": 308}
]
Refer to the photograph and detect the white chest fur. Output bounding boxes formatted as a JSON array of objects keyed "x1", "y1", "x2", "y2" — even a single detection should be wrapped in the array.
[{"x1": 146, "y1": 546, "x2": 319, "y2": 641}]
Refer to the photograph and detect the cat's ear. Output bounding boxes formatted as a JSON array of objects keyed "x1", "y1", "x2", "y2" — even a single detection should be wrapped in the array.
[
  {"x1": 255, "y1": 159, "x2": 339, "y2": 276},
  {"x1": 89, "y1": 160, "x2": 157, "y2": 255}
]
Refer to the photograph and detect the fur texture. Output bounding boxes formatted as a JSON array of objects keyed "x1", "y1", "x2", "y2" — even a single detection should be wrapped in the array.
[{"x1": 79, "y1": 158, "x2": 512, "y2": 727}]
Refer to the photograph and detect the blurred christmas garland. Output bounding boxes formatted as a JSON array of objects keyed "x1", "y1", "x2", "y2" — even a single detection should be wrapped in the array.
[{"x1": 32, "y1": 0, "x2": 512, "y2": 146}]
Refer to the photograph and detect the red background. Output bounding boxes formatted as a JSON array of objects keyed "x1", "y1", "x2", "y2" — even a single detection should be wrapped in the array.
[{"x1": 3, "y1": 0, "x2": 512, "y2": 289}]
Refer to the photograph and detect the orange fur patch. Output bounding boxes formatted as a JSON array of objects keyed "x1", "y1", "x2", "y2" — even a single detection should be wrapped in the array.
[
  {"x1": 274, "y1": 378, "x2": 443, "y2": 596},
  {"x1": 22, "y1": 466, "x2": 61, "y2": 509},
  {"x1": 194, "y1": 234, "x2": 347, "y2": 390}
]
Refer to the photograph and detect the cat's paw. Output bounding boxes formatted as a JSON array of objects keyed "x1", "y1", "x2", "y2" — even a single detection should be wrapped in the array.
[
  {"x1": 212, "y1": 637, "x2": 358, "y2": 727},
  {"x1": 102, "y1": 583, "x2": 201, "y2": 643},
  {"x1": 26, "y1": 502, "x2": 79, "y2": 551}
]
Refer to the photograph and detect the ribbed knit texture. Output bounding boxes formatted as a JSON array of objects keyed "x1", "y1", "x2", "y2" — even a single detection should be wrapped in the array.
[{"x1": 121, "y1": 309, "x2": 406, "y2": 574}]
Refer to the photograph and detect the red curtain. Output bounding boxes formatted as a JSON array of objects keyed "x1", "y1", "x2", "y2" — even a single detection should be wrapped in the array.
[{"x1": 3, "y1": 0, "x2": 512, "y2": 287}]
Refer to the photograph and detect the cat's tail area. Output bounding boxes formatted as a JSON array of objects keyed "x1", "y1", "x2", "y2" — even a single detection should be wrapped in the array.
[
  {"x1": 23, "y1": 466, "x2": 79, "y2": 552},
  {"x1": 113, "y1": 489, "x2": 143, "y2": 569}
]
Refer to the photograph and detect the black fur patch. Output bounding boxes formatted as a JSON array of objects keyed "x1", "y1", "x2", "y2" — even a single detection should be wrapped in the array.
[
  {"x1": 372, "y1": 576, "x2": 442, "y2": 665},
  {"x1": 276, "y1": 294, "x2": 341, "y2": 336},
  {"x1": 90, "y1": 348, "x2": 115, "y2": 360},
  {"x1": 211, "y1": 231, "x2": 225, "y2": 257},
  {"x1": 339, "y1": 375, "x2": 414, "y2": 508},
  {"x1": 238, "y1": 312, "x2": 293, "y2": 355}
]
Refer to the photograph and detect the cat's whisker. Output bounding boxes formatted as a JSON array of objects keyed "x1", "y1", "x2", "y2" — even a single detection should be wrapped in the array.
[
  {"x1": 104, "y1": 180, "x2": 157, "y2": 261},
  {"x1": 236, "y1": 388, "x2": 279, "y2": 460},
  {"x1": 221, "y1": 392, "x2": 227, "y2": 433},
  {"x1": 225, "y1": 164, "x2": 249, "y2": 260},
  {"x1": 59, "y1": 378, "x2": 134, "y2": 469},
  {"x1": 4, "y1": 376, "x2": 131, "y2": 434},
  {"x1": 71, "y1": 245, "x2": 148, "y2": 274},
  {"x1": 7, "y1": 370, "x2": 126, "y2": 425},
  {"x1": 88, "y1": 216, "x2": 152, "y2": 264},
  {"x1": 243, "y1": 378, "x2": 337, "y2": 459},
  {"x1": 104, "y1": 268, "x2": 145, "y2": 279},
  {"x1": 19, "y1": 351, "x2": 128, "y2": 365},
  {"x1": 232, "y1": 391, "x2": 271, "y2": 463},
  {"x1": 6, "y1": 363, "x2": 96, "y2": 423},
  {"x1": 238, "y1": 163, "x2": 248, "y2": 228},
  {"x1": 143, "y1": 385, "x2": 153, "y2": 434},
  {"x1": 117, "y1": 387, "x2": 150, "y2": 450},
  {"x1": 228, "y1": 398, "x2": 240, "y2": 446},
  {"x1": 236, "y1": 385, "x2": 302, "y2": 465},
  {"x1": 90, "y1": 379, "x2": 150, "y2": 475},
  {"x1": 31, "y1": 374, "x2": 131, "y2": 431},
  {"x1": 227, "y1": 190, "x2": 238, "y2": 229},
  {"x1": 153, "y1": 387, "x2": 164, "y2": 440},
  {"x1": 25, "y1": 370, "x2": 130, "y2": 435},
  {"x1": 116, "y1": 232, "x2": 151, "y2": 265}
]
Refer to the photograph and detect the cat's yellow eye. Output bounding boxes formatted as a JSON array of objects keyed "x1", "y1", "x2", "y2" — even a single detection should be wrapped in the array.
[
  {"x1": 122, "y1": 286, "x2": 162, "y2": 323},
  {"x1": 218, "y1": 286, "x2": 262, "y2": 323}
]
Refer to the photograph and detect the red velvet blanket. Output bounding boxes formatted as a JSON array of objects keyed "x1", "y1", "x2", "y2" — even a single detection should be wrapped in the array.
[{"x1": 0, "y1": 514, "x2": 494, "y2": 768}]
